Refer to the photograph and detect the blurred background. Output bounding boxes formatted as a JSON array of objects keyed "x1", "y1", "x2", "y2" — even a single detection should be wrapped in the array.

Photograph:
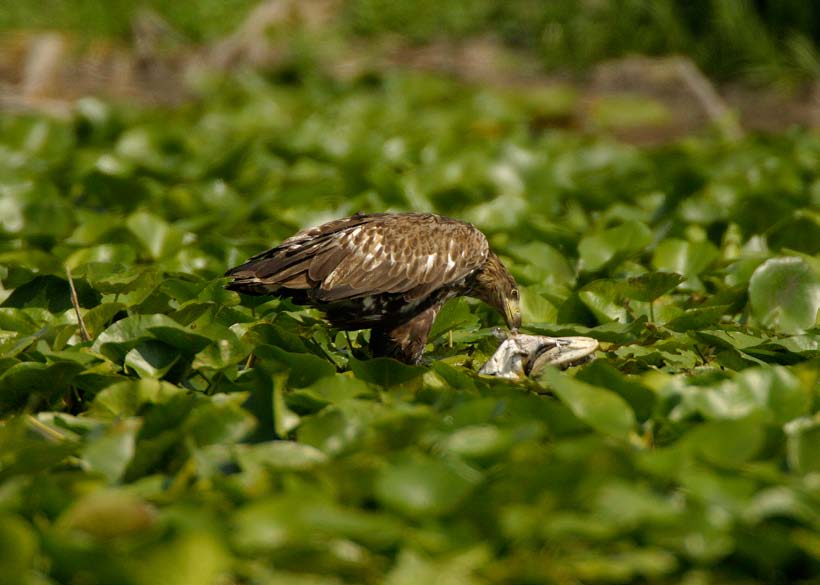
[{"x1": 1, "y1": 0, "x2": 818, "y2": 141}]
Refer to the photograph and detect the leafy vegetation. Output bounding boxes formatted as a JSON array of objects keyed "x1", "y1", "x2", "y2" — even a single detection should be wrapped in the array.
[{"x1": 0, "y1": 70, "x2": 819, "y2": 584}]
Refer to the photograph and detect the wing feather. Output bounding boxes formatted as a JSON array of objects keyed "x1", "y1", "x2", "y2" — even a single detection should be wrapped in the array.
[{"x1": 226, "y1": 213, "x2": 490, "y2": 302}]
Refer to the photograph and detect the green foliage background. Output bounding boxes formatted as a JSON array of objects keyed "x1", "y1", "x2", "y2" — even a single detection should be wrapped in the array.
[
  {"x1": 1, "y1": 0, "x2": 819, "y2": 83},
  {"x1": 0, "y1": 70, "x2": 819, "y2": 584}
]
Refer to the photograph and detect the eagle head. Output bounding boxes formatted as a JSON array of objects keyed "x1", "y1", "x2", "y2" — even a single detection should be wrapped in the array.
[{"x1": 470, "y1": 252, "x2": 521, "y2": 331}]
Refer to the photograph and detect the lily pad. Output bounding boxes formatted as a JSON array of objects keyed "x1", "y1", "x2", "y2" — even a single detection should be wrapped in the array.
[{"x1": 749, "y1": 257, "x2": 820, "y2": 334}]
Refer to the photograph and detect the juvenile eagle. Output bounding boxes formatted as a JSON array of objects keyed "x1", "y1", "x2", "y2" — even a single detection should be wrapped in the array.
[{"x1": 225, "y1": 212, "x2": 521, "y2": 364}]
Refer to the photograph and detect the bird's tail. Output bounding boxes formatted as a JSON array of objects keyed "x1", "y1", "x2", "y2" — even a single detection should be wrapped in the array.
[{"x1": 224, "y1": 264, "x2": 281, "y2": 296}]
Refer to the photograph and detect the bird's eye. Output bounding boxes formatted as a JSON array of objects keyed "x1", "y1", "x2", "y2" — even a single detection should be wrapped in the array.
[{"x1": 511, "y1": 289, "x2": 519, "y2": 300}]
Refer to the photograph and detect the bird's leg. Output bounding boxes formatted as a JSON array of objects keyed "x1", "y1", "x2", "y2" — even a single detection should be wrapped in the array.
[{"x1": 370, "y1": 302, "x2": 442, "y2": 364}]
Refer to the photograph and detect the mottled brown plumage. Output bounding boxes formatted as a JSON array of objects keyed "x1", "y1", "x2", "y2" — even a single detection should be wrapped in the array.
[{"x1": 226, "y1": 212, "x2": 521, "y2": 363}]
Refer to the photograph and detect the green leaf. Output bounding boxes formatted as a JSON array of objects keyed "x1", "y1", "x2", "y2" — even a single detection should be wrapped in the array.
[
  {"x1": 2, "y1": 274, "x2": 100, "y2": 313},
  {"x1": 349, "y1": 356, "x2": 426, "y2": 387},
  {"x1": 273, "y1": 375, "x2": 299, "y2": 437},
  {"x1": 685, "y1": 417, "x2": 765, "y2": 466},
  {"x1": 375, "y1": 456, "x2": 478, "y2": 517},
  {"x1": 540, "y1": 367, "x2": 636, "y2": 439},
  {"x1": 89, "y1": 379, "x2": 183, "y2": 418},
  {"x1": 785, "y1": 416, "x2": 820, "y2": 474},
  {"x1": 126, "y1": 211, "x2": 186, "y2": 260},
  {"x1": 664, "y1": 305, "x2": 727, "y2": 332},
  {"x1": 686, "y1": 366, "x2": 810, "y2": 424},
  {"x1": 576, "y1": 360, "x2": 656, "y2": 422},
  {"x1": 749, "y1": 257, "x2": 820, "y2": 333},
  {"x1": 0, "y1": 514, "x2": 38, "y2": 584},
  {"x1": 192, "y1": 328, "x2": 248, "y2": 370},
  {"x1": 0, "y1": 361, "x2": 84, "y2": 413},
  {"x1": 255, "y1": 345, "x2": 335, "y2": 387},
  {"x1": 508, "y1": 241, "x2": 575, "y2": 286},
  {"x1": 439, "y1": 424, "x2": 522, "y2": 459},
  {"x1": 124, "y1": 340, "x2": 179, "y2": 379},
  {"x1": 652, "y1": 239, "x2": 719, "y2": 284},
  {"x1": 519, "y1": 286, "x2": 558, "y2": 324},
  {"x1": 237, "y1": 441, "x2": 328, "y2": 472},
  {"x1": 578, "y1": 220, "x2": 652, "y2": 272},
  {"x1": 58, "y1": 489, "x2": 156, "y2": 539},
  {"x1": 429, "y1": 298, "x2": 479, "y2": 341},
  {"x1": 288, "y1": 373, "x2": 374, "y2": 412},
  {"x1": 93, "y1": 313, "x2": 210, "y2": 363},
  {"x1": 82, "y1": 302, "x2": 125, "y2": 339},
  {"x1": 620, "y1": 272, "x2": 684, "y2": 302},
  {"x1": 82, "y1": 418, "x2": 141, "y2": 482},
  {"x1": 298, "y1": 407, "x2": 365, "y2": 456},
  {"x1": 185, "y1": 394, "x2": 255, "y2": 446},
  {"x1": 578, "y1": 279, "x2": 627, "y2": 323}
]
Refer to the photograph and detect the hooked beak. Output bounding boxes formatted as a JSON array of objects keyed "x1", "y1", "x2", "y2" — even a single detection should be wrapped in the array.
[{"x1": 504, "y1": 297, "x2": 522, "y2": 331}]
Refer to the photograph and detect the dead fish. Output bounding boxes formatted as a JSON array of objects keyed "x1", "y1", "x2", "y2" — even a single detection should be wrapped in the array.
[{"x1": 479, "y1": 333, "x2": 599, "y2": 380}]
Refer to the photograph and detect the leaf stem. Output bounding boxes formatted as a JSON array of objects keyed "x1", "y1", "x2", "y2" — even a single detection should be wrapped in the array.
[{"x1": 66, "y1": 265, "x2": 91, "y2": 342}]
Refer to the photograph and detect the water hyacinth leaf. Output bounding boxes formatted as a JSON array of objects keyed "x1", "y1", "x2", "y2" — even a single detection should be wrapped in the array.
[
  {"x1": 273, "y1": 375, "x2": 299, "y2": 437},
  {"x1": 652, "y1": 239, "x2": 719, "y2": 283},
  {"x1": 429, "y1": 298, "x2": 479, "y2": 341},
  {"x1": 578, "y1": 279, "x2": 627, "y2": 323},
  {"x1": 245, "y1": 322, "x2": 310, "y2": 353},
  {"x1": 192, "y1": 328, "x2": 249, "y2": 371},
  {"x1": 83, "y1": 264, "x2": 147, "y2": 295},
  {"x1": 386, "y1": 548, "x2": 489, "y2": 585},
  {"x1": 185, "y1": 394, "x2": 256, "y2": 446},
  {"x1": 620, "y1": 272, "x2": 684, "y2": 302},
  {"x1": 145, "y1": 319, "x2": 212, "y2": 353},
  {"x1": 0, "y1": 514, "x2": 37, "y2": 584},
  {"x1": 375, "y1": 456, "x2": 478, "y2": 517},
  {"x1": 288, "y1": 373, "x2": 374, "y2": 412},
  {"x1": 89, "y1": 379, "x2": 183, "y2": 418},
  {"x1": 93, "y1": 313, "x2": 209, "y2": 362},
  {"x1": 439, "y1": 424, "x2": 516, "y2": 459},
  {"x1": 0, "y1": 307, "x2": 42, "y2": 335},
  {"x1": 255, "y1": 345, "x2": 335, "y2": 387},
  {"x1": 124, "y1": 340, "x2": 179, "y2": 379},
  {"x1": 578, "y1": 220, "x2": 652, "y2": 272},
  {"x1": 529, "y1": 315, "x2": 648, "y2": 344},
  {"x1": 576, "y1": 360, "x2": 656, "y2": 422},
  {"x1": 237, "y1": 441, "x2": 328, "y2": 472},
  {"x1": 131, "y1": 532, "x2": 229, "y2": 585},
  {"x1": 2, "y1": 275, "x2": 100, "y2": 313},
  {"x1": 748, "y1": 257, "x2": 820, "y2": 334},
  {"x1": 508, "y1": 241, "x2": 575, "y2": 286},
  {"x1": 785, "y1": 417, "x2": 820, "y2": 474},
  {"x1": 0, "y1": 361, "x2": 84, "y2": 413},
  {"x1": 520, "y1": 287, "x2": 558, "y2": 324},
  {"x1": 126, "y1": 211, "x2": 186, "y2": 260},
  {"x1": 82, "y1": 418, "x2": 141, "y2": 482},
  {"x1": 685, "y1": 417, "x2": 765, "y2": 466},
  {"x1": 82, "y1": 302, "x2": 125, "y2": 339},
  {"x1": 66, "y1": 244, "x2": 137, "y2": 269},
  {"x1": 664, "y1": 305, "x2": 727, "y2": 332},
  {"x1": 540, "y1": 367, "x2": 636, "y2": 439},
  {"x1": 298, "y1": 407, "x2": 365, "y2": 456},
  {"x1": 58, "y1": 489, "x2": 157, "y2": 539},
  {"x1": 349, "y1": 357, "x2": 426, "y2": 387},
  {"x1": 687, "y1": 366, "x2": 810, "y2": 424}
]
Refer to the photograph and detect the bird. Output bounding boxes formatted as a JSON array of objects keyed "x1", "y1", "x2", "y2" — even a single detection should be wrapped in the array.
[{"x1": 225, "y1": 212, "x2": 521, "y2": 364}]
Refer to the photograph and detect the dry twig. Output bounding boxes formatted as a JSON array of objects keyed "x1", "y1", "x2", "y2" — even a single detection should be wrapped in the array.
[{"x1": 66, "y1": 265, "x2": 90, "y2": 342}]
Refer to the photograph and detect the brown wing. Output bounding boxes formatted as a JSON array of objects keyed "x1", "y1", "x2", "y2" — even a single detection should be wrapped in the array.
[{"x1": 225, "y1": 213, "x2": 489, "y2": 302}]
